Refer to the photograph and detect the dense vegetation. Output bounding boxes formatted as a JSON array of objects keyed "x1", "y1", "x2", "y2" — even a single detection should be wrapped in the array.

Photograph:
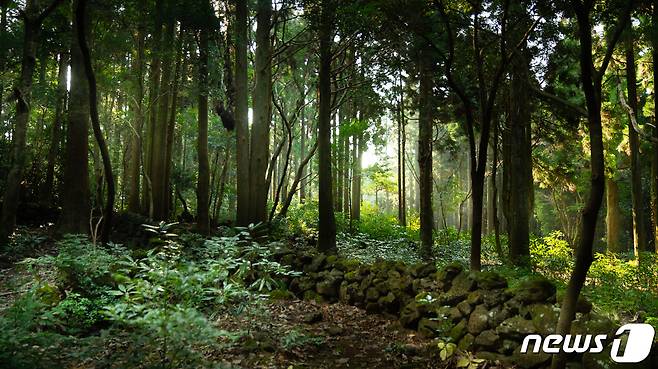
[{"x1": 0, "y1": 0, "x2": 657, "y2": 368}]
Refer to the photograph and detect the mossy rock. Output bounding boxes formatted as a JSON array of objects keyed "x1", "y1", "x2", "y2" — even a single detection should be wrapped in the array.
[
  {"x1": 448, "y1": 319, "x2": 468, "y2": 342},
  {"x1": 528, "y1": 303, "x2": 559, "y2": 335},
  {"x1": 436, "y1": 262, "x2": 464, "y2": 285},
  {"x1": 458, "y1": 333, "x2": 475, "y2": 350},
  {"x1": 457, "y1": 300, "x2": 473, "y2": 316},
  {"x1": 378, "y1": 292, "x2": 399, "y2": 313},
  {"x1": 449, "y1": 271, "x2": 477, "y2": 296},
  {"x1": 496, "y1": 316, "x2": 536, "y2": 339},
  {"x1": 556, "y1": 290, "x2": 593, "y2": 314},
  {"x1": 411, "y1": 262, "x2": 437, "y2": 278},
  {"x1": 470, "y1": 271, "x2": 508, "y2": 290},
  {"x1": 418, "y1": 317, "x2": 449, "y2": 338},
  {"x1": 316, "y1": 279, "x2": 338, "y2": 298},
  {"x1": 269, "y1": 289, "x2": 295, "y2": 300},
  {"x1": 335, "y1": 258, "x2": 361, "y2": 271},
  {"x1": 511, "y1": 276, "x2": 556, "y2": 305},
  {"x1": 303, "y1": 290, "x2": 324, "y2": 303},
  {"x1": 304, "y1": 253, "x2": 327, "y2": 273},
  {"x1": 399, "y1": 300, "x2": 427, "y2": 329},
  {"x1": 365, "y1": 302, "x2": 382, "y2": 314},
  {"x1": 467, "y1": 304, "x2": 490, "y2": 335},
  {"x1": 345, "y1": 270, "x2": 361, "y2": 283},
  {"x1": 474, "y1": 329, "x2": 500, "y2": 350},
  {"x1": 510, "y1": 345, "x2": 550, "y2": 369}
]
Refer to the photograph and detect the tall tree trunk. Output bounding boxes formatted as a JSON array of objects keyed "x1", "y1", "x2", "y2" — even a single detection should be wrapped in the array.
[
  {"x1": 0, "y1": 0, "x2": 63, "y2": 243},
  {"x1": 248, "y1": 0, "x2": 271, "y2": 224},
  {"x1": 343, "y1": 129, "x2": 351, "y2": 215},
  {"x1": 60, "y1": 0, "x2": 92, "y2": 235},
  {"x1": 652, "y1": 3, "x2": 658, "y2": 253},
  {"x1": 625, "y1": 23, "x2": 648, "y2": 255},
  {"x1": 317, "y1": 0, "x2": 337, "y2": 252},
  {"x1": 235, "y1": 0, "x2": 250, "y2": 225},
  {"x1": 606, "y1": 176, "x2": 623, "y2": 253},
  {"x1": 40, "y1": 52, "x2": 68, "y2": 206},
  {"x1": 504, "y1": 4, "x2": 532, "y2": 265},
  {"x1": 0, "y1": 1, "x2": 7, "y2": 138},
  {"x1": 164, "y1": 33, "x2": 184, "y2": 218},
  {"x1": 299, "y1": 106, "x2": 307, "y2": 202},
  {"x1": 397, "y1": 67, "x2": 407, "y2": 226},
  {"x1": 126, "y1": 0, "x2": 146, "y2": 213},
  {"x1": 142, "y1": 0, "x2": 163, "y2": 216},
  {"x1": 150, "y1": 8, "x2": 175, "y2": 220},
  {"x1": 196, "y1": 21, "x2": 210, "y2": 235},
  {"x1": 551, "y1": 2, "x2": 630, "y2": 368},
  {"x1": 350, "y1": 132, "x2": 362, "y2": 227},
  {"x1": 76, "y1": 0, "x2": 114, "y2": 242},
  {"x1": 417, "y1": 45, "x2": 434, "y2": 260}
]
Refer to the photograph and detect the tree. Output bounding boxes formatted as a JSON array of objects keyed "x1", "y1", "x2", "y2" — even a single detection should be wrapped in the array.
[
  {"x1": 196, "y1": 7, "x2": 210, "y2": 234},
  {"x1": 248, "y1": 0, "x2": 272, "y2": 224},
  {"x1": 234, "y1": 0, "x2": 250, "y2": 226},
  {"x1": 417, "y1": 41, "x2": 434, "y2": 260},
  {"x1": 551, "y1": 1, "x2": 632, "y2": 368},
  {"x1": 60, "y1": 0, "x2": 92, "y2": 235},
  {"x1": 76, "y1": 0, "x2": 115, "y2": 243},
  {"x1": 317, "y1": 0, "x2": 337, "y2": 253},
  {"x1": 0, "y1": 0, "x2": 64, "y2": 244}
]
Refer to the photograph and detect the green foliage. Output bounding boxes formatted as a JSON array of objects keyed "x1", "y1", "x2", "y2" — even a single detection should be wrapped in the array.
[
  {"x1": 4, "y1": 228, "x2": 47, "y2": 258},
  {"x1": 279, "y1": 329, "x2": 325, "y2": 350},
  {"x1": 22, "y1": 235, "x2": 125, "y2": 297},
  {"x1": 49, "y1": 292, "x2": 107, "y2": 335},
  {"x1": 530, "y1": 231, "x2": 574, "y2": 280},
  {"x1": 0, "y1": 289, "x2": 71, "y2": 369}
]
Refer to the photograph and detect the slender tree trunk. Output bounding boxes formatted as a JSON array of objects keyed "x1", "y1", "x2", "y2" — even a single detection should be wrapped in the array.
[
  {"x1": 318, "y1": 0, "x2": 337, "y2": 252},
  {"x1": 343, "y1": 129, "x2": 351, "y2": 215},
  {"x1": 397, "y1": 68, "x2": 407, "y2": 226},
  {"x1": 76, "y1": 0, "x2": 114, "y2": 242},
  {"x1": 150, "y1": 9, "x2": 175, "y2": 220},
  {"x1": 196, "y1": 21, "x2": 210, "y2": 235},
  {"x1": 40, "y1": 52, "x2": 68, "y2": 206},
  {"x1": 606, "y1": 176, "x2": 623, "y2": 253},
  {"x1": 127, "y1": 0, "x2": 146, "y2": 213},
  {"x1": 60, "y1": 0, "x2": 92, "y2": 235},
  {"x1": 0, "y1": 1, "x2": 7, "y2": 138},
  {"x1": 300, "y1": 106, "x2": 307, "y2": 202},
  {"x1": 652, "y1": 3, "x2": 658, "y2": 253},
  {"x1": 552, "y1": 2, "x2": 630, "y2": 368},
  {"x1": 350, "y1": 132, "x2": 362, "y2": 227},
  {"x1": 418, "y1": 45, "x2": 434, "y2": 260},
  {"x1": 235, "y1": 0, "x2": 250, "y2": 225},
  {"x1": 248, "y1": 0, "x2": 271, "y2": 224},
  {"x1": 625, "y1": 24, "x2": 648, "y2": 255},
  {"x1": 164, "y1": 33, "x2": 183, "y2": 218}
]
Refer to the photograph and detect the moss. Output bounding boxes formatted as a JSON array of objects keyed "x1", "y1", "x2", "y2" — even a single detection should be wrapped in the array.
[{"x1": 269, "y1": 289, "x2": 294, "y2": 300}]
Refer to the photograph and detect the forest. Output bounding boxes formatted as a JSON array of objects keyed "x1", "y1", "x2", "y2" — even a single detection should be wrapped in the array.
[{"x1": 0, "y1": 0, "x2": 657, "y2": 368}]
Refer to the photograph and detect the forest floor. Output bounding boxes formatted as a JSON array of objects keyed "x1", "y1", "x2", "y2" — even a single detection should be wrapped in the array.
[{"x1": 0, "y1": 226, "x2": 441, "y2": 369}]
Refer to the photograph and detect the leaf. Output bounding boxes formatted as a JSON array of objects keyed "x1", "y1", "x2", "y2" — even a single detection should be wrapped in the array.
[
  {"x1": 456, "y1": 357, "x2": 471, "y2": 368},
  {"x1": 440, "y1": 349, "x2": 447, "y2": 361}
]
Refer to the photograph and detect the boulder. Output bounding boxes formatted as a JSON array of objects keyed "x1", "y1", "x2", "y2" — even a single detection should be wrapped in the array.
[
  {"x1": 366, "y1": 287, "x2": 380, "y2": 302},
  {"x1": 496, "y1": 316, "x2": 536, "y2": 339},
  {"x1": 467, "y1": 304, "x2": 490, "y2": 335},
  {"x1": 449, "y1": 272, "x2": 477, "y2": 296},
  {"x1": 448, "y1": 319, "x2": 468, "y2": 342},
  {"x1": 418, "y1": 317, "x2": 447, "y2": 338},
  {"x1": 528, "y1": 303, "x2": 559, "y2": 335},
  {"x1": 305, "y1": 254, "x2": 326, "y2": 273},
  {"x1": 458, "y1": 333, "x2": 475, "y2": 350},
  {"x1": 378, "y1": 292, "x2": 399, "y2": 313},
  {"x1": 411, "y1": 262, "x2": 437, "y2": 278},
  {"x1": 316, "y1": 279, "x2": 338, "y2": 298},
  {"x1": 471, "y1": 271, "x2": 508, "y2": 290},
  {"x1": 474, "y1": 330, "x2": 500, "y2": 350},
  {"x1": 512, "y1": 277, "x2": 556, "y2": 305},
  {"x1": 510, "y1": 345, "x2": 550, "y2": 369},
  {"x1": 400, "y1": 300, "x2": 427, "y2": 329},
  {"x1": 457, "y1": 300, "x2": 473, "y2": 316},
  {"x1": 436, "y1": 262, "x2": 464, "y2": 287}
]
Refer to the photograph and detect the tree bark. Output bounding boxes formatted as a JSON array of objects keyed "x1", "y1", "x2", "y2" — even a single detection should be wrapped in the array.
[
  {"x1": 248, "y1": 0, "x2": 272, "y2": 224},
  {"x1": 126, "y1": 0, "x2": 146, "y2": 213},
  {"x1": 76, "y1": 0, "x2": 114, "y2": 243},
  {"x1": 196, "y1": 21, "x2": 210, "y2": 235},
  {"x1": 40, "y1": 52, "x2": 68, "y2": 206},
  {"x1": 60, "y1": 0, "x2": 92, "y2": 235},
  {"x1": 504, "y1": 3, "x2": 533, "y2": 266},
  {"x1": 625, "y1": 23, "x2": 648, "y2": 255},
  {"x1": 418, "y1": 44, "x2": 434, "y2": 260},
  {"x1": 235, "y1": 0, "x2": 250, "y2": 225},
  {"x1": 606, "y1": 176, "x2": 623, "y2": 253},
  {"x1": 318, "y1": 0, "x2": 337, "y2": 252},
  {"x1": 652, "y1": 3, "x2": 658, "y2": 253}
]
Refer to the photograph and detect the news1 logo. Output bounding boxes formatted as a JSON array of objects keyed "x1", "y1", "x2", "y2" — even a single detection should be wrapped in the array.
[{"x1": 520, "y1": 323, "x2": 656, "y2": 363}]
